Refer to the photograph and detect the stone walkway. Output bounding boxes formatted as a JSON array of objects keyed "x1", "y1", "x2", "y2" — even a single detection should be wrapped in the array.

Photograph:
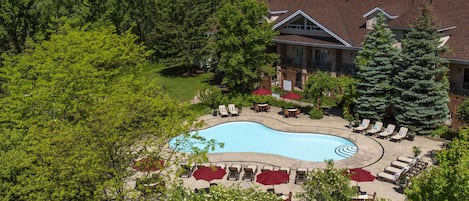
[{"x1": 180, "y1": 106, "x2": 446, "y2": 201}]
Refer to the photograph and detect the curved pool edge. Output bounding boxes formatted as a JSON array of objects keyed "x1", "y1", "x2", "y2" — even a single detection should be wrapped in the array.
[{"x1": 197, "y1": 107, "x2": 384, "y2": 170}]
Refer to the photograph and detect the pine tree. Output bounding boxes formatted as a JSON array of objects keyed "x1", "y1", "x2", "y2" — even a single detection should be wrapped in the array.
[
  {"x1": 394, "y1": 5, "x2": 449, "y2": 135},
  {"x1": 153, "y1": 0, "x2": 217, "y2": 73},
  {"x1": 355, "y1": 13, "x2": 398, "y2": 121}
]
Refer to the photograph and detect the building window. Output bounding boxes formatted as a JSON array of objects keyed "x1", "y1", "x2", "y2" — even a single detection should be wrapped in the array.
[
  {"x1": 294, "y1": 47, "x2": 303, "y2": 66},
  {"x1": 463, "y1": 68, "x2": 469, "y2": 89},
  {"x1": 285, "y1": 16, "x2": 322, "y2": 31},
  {"x1": 314, "y1": 49, "x2": 329, "y2": 67}
]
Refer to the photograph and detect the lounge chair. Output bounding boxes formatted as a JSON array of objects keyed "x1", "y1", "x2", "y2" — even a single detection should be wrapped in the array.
[
  {"x1": 227, "y1": 104, "x2": 239, "y2": 116},
  {"x1": 390, "y1": 127, "x2": 409, "y2": 142},
  {"x1": 294, "y1": 168, "x2": 308, "y2": 184},
  {"x1": 391, "y1": 160, "x2": 410, "y2": 169},
  {"x1": 377, "y1": 124, "x2": 396, "y2": 138},
  {"x1": 384, "y1": 166, "x2": 404, "y2": 175},
  {"x1": 261, "y1": 165, "x2": 274, "y2": 172},
  {"x1": 214, "y1": 163, "x2": 226, "y2": 170},
  {"x1": 377, "y1": 171, "x2": 401, "y2": 185},
  {"x1": 242, "y1": 165, "x2": 257, "y2": 181},
  {"x1": 227, "y1": 164, "x2": 242, "y2": 180},
  {"x1": 179, "y1": 162, "x2": 195, "y2": 178},
  {"x1": 366, "y1": 121, "x2": 383, "y2": 136},
  {"x1": 397, "y1": 156, "x2": 416, "y2": 164},
  {"x1": 353, "y1": 119, "x2": 370, "y2": 133},
  {"x1": 279, "y1": 167, "x2": 291, "y2": 174},
  {"x1": 218, "y1": 105, "x2": 229, "y2": 117}
]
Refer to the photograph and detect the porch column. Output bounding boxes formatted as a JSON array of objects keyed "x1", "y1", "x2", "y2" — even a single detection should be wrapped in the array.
[
  {"x1": 302, "y1": 47, "x2": 307, "y2": 68},
  {"x1": 329, "y1": 49, "x2": 336, "y2": 73},
  {"x1": 302, "y1": 69, "x2": 308, "y2": 89}
]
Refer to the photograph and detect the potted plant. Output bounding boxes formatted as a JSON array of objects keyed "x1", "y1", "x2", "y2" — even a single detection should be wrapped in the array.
[
  {"x1": 412, "y1": 146, "x2": 421, "y2": 157},
  {"x1": 344, "y1": 113, "x2": 354, "y2": 129},
  {"x1": 407, "y1": 133, "x2": 415, "y2": 141}
]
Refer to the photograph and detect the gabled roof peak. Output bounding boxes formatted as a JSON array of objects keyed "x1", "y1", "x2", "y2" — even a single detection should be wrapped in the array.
[
  {"x1": 363, "y1": 7, "x2": 398, "y2": 19},
  {"x1": 273, "y1": 10, "x2": 352, "y2": 47}
]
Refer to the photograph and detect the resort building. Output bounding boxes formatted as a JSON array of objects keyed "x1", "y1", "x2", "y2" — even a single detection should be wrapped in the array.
[{"x1": 263, "y1": 0, "x2": 469, "y2": 96}]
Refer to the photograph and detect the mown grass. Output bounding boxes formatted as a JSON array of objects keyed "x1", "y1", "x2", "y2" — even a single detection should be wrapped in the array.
[{"x1": 141, "y1": 63, "x2": 214, "y2": 102}]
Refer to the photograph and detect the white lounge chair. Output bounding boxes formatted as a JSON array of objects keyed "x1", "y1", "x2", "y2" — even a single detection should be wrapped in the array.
[
  {"x1": 228, "y1": 104, "x2": 239, "y2": 116},
  {"x1": 384, "y1": 166, "x2": 403, "y2": 175},
  {"x1": 353, "y1": 119, "x2": 370, "y2": 133},
  {"x1": 366, "y1": 121, "x2": 383, "y2": 135},
  {"x1": 377, "y1": 171, "x2": 401, "y2": 185},
  {"x1": 218, "y1": 105, "x2": 229, "y2": 117},
  {"x1": 377, "y1": 124, "x2": 396, "y2": 138},
  {"x1": 397, "y1": 156, "x2": 416, "y2": 164},
  {"x1": 390, "y1": 127, "x2": 409, "y2": 142},
  {"x1": 391, "y1": 161, "x2": 410, "y2": 169}
]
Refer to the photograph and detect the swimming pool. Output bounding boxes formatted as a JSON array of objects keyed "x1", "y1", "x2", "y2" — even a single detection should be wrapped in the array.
[{"x1": 170, "y1": 121, "x2": 357, "y2": 162}]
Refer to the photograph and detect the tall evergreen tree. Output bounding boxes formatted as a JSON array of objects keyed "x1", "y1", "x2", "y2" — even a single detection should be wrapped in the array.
[
  {"x1": 216, "y1": 0, "x2": 278, "y2": 93},
  {"x1": 153, "y1": 0, "x2": 217, "y2": 72},
  {"x1": 394, "y1": 5, "x2": 449, "y2": 135},
  {"x1": 355, "y1": 13, "x2": 398, "y2": 121}
]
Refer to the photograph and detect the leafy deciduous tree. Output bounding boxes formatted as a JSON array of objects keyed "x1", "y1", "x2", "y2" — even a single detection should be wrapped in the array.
[
  {"x1": 0, "y1": 26, "x2": 217, "y2": 200},
  {"x1": 304, "y1": 71, "x2": 337, "y2": 111},
  {"x1": 216, "y1": 0, "x2": 278, "y2": 93},
  {"x1": 405, "y1": 129, "x2": 469, "y2": 200},
  {"x1": 298, "y1": 160, "x2": 355, "y2": 201}
]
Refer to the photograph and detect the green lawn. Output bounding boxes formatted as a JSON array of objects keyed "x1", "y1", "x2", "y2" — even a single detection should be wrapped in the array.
[{"x1": 142, "y1": 63, "x2": 214, "y2": 102}]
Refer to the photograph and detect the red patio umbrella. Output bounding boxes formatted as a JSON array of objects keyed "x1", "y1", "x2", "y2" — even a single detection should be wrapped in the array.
[
  {"x1": 349, "y1": 168, "x2": 376, "y2": 182},
  {"x1": 193, "y1": 166, "x2": 227, "y2": 182},
  {"x1": 256, "y1": 170, "x2": 290, "y2": 190},
  {"x1": 252, "y1": 88, "x2": 272, "y2": 96},
  {"x1": 281, "y1": 92, "x2": 301, "y2": 100}
]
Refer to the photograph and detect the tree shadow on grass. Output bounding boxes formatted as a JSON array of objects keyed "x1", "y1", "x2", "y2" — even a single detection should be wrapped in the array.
[{"x1": 159, "y1": 64, "x2": 213, "y2": 77}]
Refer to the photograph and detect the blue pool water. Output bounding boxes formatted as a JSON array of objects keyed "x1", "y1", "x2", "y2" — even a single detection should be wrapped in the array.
[{"x1": 170, "y1": 121, "x2": 357, "y2": 162}]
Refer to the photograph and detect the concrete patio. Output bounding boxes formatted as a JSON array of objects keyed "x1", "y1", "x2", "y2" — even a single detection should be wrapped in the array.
[{"x1": 180, "y1": 106, "x2": 446, "y2": 201}]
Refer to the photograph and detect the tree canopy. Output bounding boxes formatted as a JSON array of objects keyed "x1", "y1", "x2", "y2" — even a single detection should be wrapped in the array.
[
  {"x1": 393, "y1": 5, "x2": 449, "y2": 135},
  {"x1": 298, "y1": 160, "x2": 355, "y2": 201},
  {"x1": 304, "y1": 71, "x2": 337, "y2": 111},
  {"x1": 215, "y1": 0, "x2": 278, "y2": 93},
  {"x1": 405, "y1": 129, "x2": 469, "y2": 201},
  {"x1": 0, "y1": 26, "x2": 217, "y2": 200},
  {"x1": 355, "y1": 13, "x2": 398, "y2": 121}
]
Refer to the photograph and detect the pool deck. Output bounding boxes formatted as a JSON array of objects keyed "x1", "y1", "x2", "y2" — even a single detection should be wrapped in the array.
[{"x1": 181, "y1": 106, "x2": 446, "y2": 201}]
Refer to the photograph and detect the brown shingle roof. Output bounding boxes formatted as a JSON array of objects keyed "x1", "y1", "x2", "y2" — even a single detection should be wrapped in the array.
[{"x1": 265, "y1": 0, "x2": 469, "y2": 60}]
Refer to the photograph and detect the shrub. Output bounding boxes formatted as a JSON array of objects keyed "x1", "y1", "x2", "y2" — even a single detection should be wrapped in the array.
[
  {"x1": 197, "y1": 86, "x2": 221, "y2": 108},
  {"x1": 309, "y1": 108, "x2": 324, "y2": 119},
  {"x1": 431, "y1": 125, "x2": 458, "y2": 140}
]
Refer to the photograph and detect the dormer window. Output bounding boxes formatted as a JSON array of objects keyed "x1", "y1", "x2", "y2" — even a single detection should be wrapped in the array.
[
  {"x1": 363, "y1": 7, "x2": 398, "y2": 30},
  {"x1": 285, "y1": 16, "x2": 322, "y2": 31}
]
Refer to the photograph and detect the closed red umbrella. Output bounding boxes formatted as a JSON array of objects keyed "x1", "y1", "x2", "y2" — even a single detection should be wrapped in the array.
[
  {"x1": 349, "y1": 168, "x2": 376, "y2": 182},
  {"x1": 256, "y1": 170, "x2": 290, "y2": 185},
  {"x1": 193, "y1": 166, "x2": 227, "y2": 182},
  {"x1": 281, "y1": 92, "x2": 301, "y2": 100},
  {"x1": 252, "y1": 88, "x2": 272, "y2": 96}
]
